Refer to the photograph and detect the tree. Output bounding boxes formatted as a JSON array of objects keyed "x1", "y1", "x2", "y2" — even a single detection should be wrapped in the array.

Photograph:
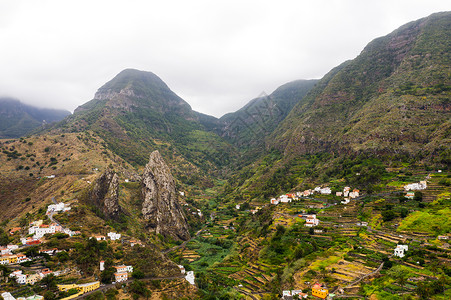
[
  {"x1": 414, "y1": 191, "x2": 423, "y2": 201},
  {"x1": 382, "y1": 210, "x2": 396, "y2": 222},
  {"x1": 41, "y1": 274, "x2": 57, "y2": 289},
  {"x1": 128, "y1": 280, "x2": 151, "y2": 299},
  {"x1": 101, "y1": 267, "x2": 116, "y2": 284},
  {"x1": 43, "y1": 291, "x2": 55, "y2": 300},
  {"x1": 388, "y1": 265, "x2": 409, "y2": 298}
]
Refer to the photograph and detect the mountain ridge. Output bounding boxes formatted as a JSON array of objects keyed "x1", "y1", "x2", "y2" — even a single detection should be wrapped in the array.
[{"x1": 0, "y1": 98, "x2": 71, "y2": 138}]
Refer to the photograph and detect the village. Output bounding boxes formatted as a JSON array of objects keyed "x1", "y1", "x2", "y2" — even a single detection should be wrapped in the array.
[
  {"x1": 0, "y1": 198, "x2": 196, "y2": 300},
  {"x1": 0, "y1": 169, "x2": 449, "y2": 300}
]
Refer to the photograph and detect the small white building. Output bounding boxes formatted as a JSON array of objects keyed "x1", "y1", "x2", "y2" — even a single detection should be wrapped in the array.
[
  {"x1": 100, "y1": 261, "x2": 105, "y2": 271},
  {"x1": 341, "y1": 198, "x2": 350, "y2": 204},
  {"x1": 92, "y1": 235, "x2": 106, "y2": 241},
  {"x1": 107, "y1": 232, "x2": 121, "y2": 241},
  {"x1": 185, "y1": 271, "x2": 195, "y2": 285},
  {"x1": 235, "y1": 204, "x2": 240, "y2": 210},
  {"x1": 1, "y1": 292, "x2": 15, "y2": 300},
  {"x1": 7, "y1": 244, "x2": 19, "y2": 251},
  {"x1": 305, "y1": 215, "x2": 319, "y2": 227},
  {"x1": 279, "y1": 195, "x2": 291, "y2": 203},
  {"x1": 394, "y1": 245, "x2": 408, "y2": 258},
  {"x1": 114, "y1": 272, "x2": 128, "y2": 282},
  {"x1": 320, "y1": 187, "x2": 332, "y2": 195},
  {"x1": 0, "y1": 247, "x2": 12, "y2": 255},
  {"x1": 282, "y1": 290, "x2": 292, "y2": 297},
  {"x1": 10, "y1": 270, "x2": 27, "y2": 284},
  {"x1": 270, "y1": 198, "x2": 280, "y2": 205},
  {"x1": 336, "y1": 192, "x2": 343, "y2": 197},
  {"x1": 47, "y1": 202, "x2": 70, "y2": 214},
  {"x1": 114, "y1": 265, "x2": 133, "y2": 273},
  {"x1": 178, "y1": 265, "x2": 186, "y2": 274},
  {"x1": 29, "y1": 223, "x2": 62, "y2": 239}
]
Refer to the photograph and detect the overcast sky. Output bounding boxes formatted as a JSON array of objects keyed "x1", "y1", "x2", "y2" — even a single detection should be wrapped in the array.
[{"x1": 0, "y1": 1, "x2": 449, "y2": 117}]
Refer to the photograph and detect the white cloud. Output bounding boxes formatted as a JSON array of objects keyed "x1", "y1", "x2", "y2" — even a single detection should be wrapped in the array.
[{"x1": 0, "y1": 0, "x2": 449, "y2": 117}]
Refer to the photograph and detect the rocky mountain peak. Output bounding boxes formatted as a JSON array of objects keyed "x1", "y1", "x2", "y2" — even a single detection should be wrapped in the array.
[
  {"x1": 141, "y1": 150, "x2": 190, "y2": 241},
  {"x1": 88, "y1": 168, "x2": 122, "y2": 219}
]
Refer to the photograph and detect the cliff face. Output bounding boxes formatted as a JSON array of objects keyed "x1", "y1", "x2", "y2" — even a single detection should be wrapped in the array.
[
  {"x1": 141, "y1": 150, "x2": 190, "y2": 241},
  {"x1": 89, "y1": 169, "x2": 122, "y2": 219}
]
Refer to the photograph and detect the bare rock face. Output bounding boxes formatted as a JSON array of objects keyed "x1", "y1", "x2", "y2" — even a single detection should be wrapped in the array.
[
  {"x1": 89, "y1": 168, "x2": 122, "y2": 219},
  {"x1": 141, "y1": 150, "x2": 190, "y2": 241}
]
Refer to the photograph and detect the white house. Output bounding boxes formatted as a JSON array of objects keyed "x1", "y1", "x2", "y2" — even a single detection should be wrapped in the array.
[
  {"x1": 114, "y1": 272, "x2": 128, "y2": 283},
  {"x1": 114, "y1": 265, "x2": 133, "y2": 273},
  {"x1": 28, "y1": 223, "x2": 62, "y2": 239},
  {"x1": 305, "y1": 215, "x2": 319, "y2": 227},
  {"x1": 1, "y1": 292, "x2": 15, "y2": 300},
  {"x1": 270, "y1": 198, "x2": 280, "y2": 205},
  {"x1": 16, "y1": 254, "x2": 28, "y2": 263},
  {"x1": 100, "y1": 261, "x2": 105, "y2": 271},
  {"x1": 291, "y1": 290, "x2": 308, "y2": 298},
  {"x1": 341, "y1": 198, "x2": 350, "y2": 204},
  {"x1": 303, "y1": 190, "x2": 311, "y2": 197},
  {"x1": 7, "y1": 244, "x2": 19, "y2": 251},
  {"x1": 178, "y1": 265, "x2": 186, "y2": 274},
  {"x1": 394, "y1": 245, "x2": 408, "y2": 258},
  {"x1": 279, "y1": 195, "x2": 291, "y2": 203},
  {"x1": 46, "y1": 202, "x2": 70, "y2": 214},
  {"x1": 336, "y1": 192, "x2": 343, "y2": 197},
  {"x1": 185, "y1": 271, "x2": 195, "y2": 285},
  {"x1": 320, "y1": 187, "x2": 332, "y2": 195},
  {"x1": 0, "y1": 247, "x2": 11, "y2": 255},
  {"x1": 92, "y1": 235, "x2": 106, "y2": 241},
  {"x1": 10, "y1": 271, "x2": 27, "y2": 284},
  {"x1": 282, "y1": 290, "x2": 291, "y2": 297},
  {"x1": 107, "y1": 232, "x2": 121, "y2": 241}
]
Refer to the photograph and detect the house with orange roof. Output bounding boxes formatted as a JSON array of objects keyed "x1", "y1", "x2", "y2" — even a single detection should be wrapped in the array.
[
  {"x1": 9, "y1": 227, "x2": 21, "y2": 235},
  {"x1": 312, "y1": 282, "x2": 328, "y2": 299}
]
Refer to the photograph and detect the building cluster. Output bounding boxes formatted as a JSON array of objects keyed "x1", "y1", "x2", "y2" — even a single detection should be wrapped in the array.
[
  {"x1": 282, "y1": 290, "x2": 308, "y2": 299},
  {"x1": 404, "y1": 181, "x2": 427, "y2": 191},
  {"x1": 270, "y1": 186, "x2": 359, "y2": 205},
  {"x1": 0, "y1": 253, "x2": 30, "y2": 265},
  {"x1": 27, "y1": 220, "x2": 78, "y2": 241},
  {"x1": 338, "y1": 187, "x2": 360, "y2": 204},
  {"x1": 91, "y1": 232, "x2": 122, "y2": 241},
  {"x1": 9, "y1": 268, "x2": 54, "y2": 285}
]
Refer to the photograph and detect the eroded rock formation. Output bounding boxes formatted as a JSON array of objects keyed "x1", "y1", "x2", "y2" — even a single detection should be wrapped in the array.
[{"x1": 141, "y1": 150, "x2": 190, "y2": 241}]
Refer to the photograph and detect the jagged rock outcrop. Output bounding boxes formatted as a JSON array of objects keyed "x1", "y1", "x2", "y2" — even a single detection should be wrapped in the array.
[
  {"x1": 88, "y1": 168, "x2": 122, "y2": 219},
  {"x1": 141, "y1": 150, "x2": 190, "y2": 241}
]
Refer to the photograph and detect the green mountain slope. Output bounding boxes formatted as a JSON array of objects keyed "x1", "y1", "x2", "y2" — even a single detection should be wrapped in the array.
[
  {"x1": 0, "y1": 98, "x2": 71, "y2": 138},
  {"x1": 52, "y1": 69, "x2": 236, "y2": 186},
  {"x1": 223, "y1": 12, "x2": 451, "y2": 200},
  {"x1": 272, "y1": 12, "x2": 451, "y2": 158},
  {"x1": 219, "y1": 79, "x2": 318, "y2": 148}
]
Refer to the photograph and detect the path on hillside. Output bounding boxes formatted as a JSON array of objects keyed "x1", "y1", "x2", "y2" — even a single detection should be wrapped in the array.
[
  {"x1": 343, "y1": 261, "x2": 384, "y2": 289},
  {"x1": 162, "y1": 224, "x2": 208, "y2": 254}
]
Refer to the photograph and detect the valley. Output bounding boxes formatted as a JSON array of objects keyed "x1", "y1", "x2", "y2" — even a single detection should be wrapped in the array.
[{"x1": 0, "y1": 11, "x2": 450, "y2": 300}]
